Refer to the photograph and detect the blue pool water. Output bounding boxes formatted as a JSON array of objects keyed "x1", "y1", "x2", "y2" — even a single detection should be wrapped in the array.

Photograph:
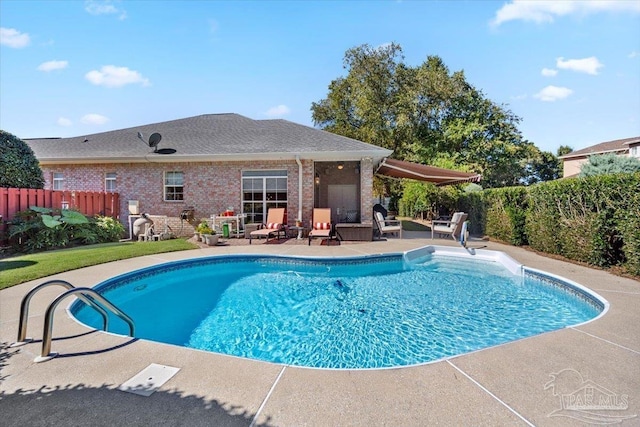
[{"x1": 71, "y1": 254, "x2": 602, "y2": 369}]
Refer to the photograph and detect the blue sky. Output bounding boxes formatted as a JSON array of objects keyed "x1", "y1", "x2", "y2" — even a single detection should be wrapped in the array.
[{"x1": 1, "y1": 0, "x2": 639, "y2": 153}]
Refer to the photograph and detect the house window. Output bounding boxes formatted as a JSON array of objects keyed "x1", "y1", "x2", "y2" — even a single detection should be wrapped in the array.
[
  {"x1": 105, "y1": 172, "x2": 116, "y2": 192},
  {"x1": 164, "y1": 171, "x2": 184, "y2": 201},
  {"x1": 52, "y1": 172, "x2": 64, "y2": 190},
  {"x1": 630, "y1": 146, "x2": 639, "y2": 158},
  {"x1": 242, "y1": 170, "x2": 288, "y2": 224}
]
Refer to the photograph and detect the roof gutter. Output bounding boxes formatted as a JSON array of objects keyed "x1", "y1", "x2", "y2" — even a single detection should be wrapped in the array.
[
  {"x1": 35, "y1": 149, "x2": 393, "y2": 165},
  {"x1": 559, "y1": 148, "x2": 628, "y2": 160}
]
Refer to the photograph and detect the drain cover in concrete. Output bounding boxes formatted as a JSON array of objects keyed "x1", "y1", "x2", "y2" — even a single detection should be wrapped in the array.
[{"x1": 119, "y1": 363, "x2": 180, "y2": 396}]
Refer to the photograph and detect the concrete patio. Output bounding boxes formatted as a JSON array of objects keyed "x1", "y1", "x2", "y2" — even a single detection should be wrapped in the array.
[{"x1": 1, "y1": 231, "x2": 638, "y2": 426}]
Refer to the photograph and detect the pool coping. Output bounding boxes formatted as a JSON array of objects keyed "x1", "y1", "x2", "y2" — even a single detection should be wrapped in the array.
[{"x1": 1, "y1": 235, "x2": 639, "y2": 426}]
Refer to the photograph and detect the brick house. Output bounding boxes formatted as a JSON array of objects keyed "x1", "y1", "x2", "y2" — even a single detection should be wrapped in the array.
[
  {"x1": 559, "y1": 136, "x2": 640, "y2": 178},
  {"x1": 24, "y1": 113, "x2": 392, "y2": 237}
]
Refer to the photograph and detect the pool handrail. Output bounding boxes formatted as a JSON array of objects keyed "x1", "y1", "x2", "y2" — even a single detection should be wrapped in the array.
[
  {"x1": 11, "y1": 279, "x2": 110, "y2": 347},
  {"x1": 35, "y1": 287, "x2": 135, "y2": 362}
]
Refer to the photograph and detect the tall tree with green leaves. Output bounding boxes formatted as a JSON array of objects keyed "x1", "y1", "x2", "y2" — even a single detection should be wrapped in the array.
[
  {"x1": 311, "y1": 44, "x2": 540, "y2": 189},
  {"x1": 0, "y1": 130, "x2": 44, "y2": 189}
]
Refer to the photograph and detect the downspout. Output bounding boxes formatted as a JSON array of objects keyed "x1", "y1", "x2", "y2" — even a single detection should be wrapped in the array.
[{"x1": 295, "y1": 155, "x2": 303, "y2": 224}]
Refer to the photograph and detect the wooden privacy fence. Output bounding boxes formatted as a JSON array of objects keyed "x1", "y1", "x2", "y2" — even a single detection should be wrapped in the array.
[{"x1": 0, "y1": 188, "x2": 120, "y2": 225}]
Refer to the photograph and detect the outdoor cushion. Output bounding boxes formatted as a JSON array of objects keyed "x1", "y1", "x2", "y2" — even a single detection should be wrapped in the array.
[
  {"x1": 267, "y1": 222, "x2": 281, "y2": 229},
  {"x1": 315, "y1": 222, "x2": 331, "y2": 230}
]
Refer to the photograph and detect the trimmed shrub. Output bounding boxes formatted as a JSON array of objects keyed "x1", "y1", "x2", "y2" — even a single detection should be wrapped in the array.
[
  {"x1": 483, "y1": 187, "x2": 528, "y2": 245},
  {"x1": 458, "y1": 191, "x2": 485, "y2": 236},
  {"x1": 0, "y1": 130, "x2": 44, "y2": 189},
  {"x1": 398, "y1": 172, "x2": 640, "y2": 275}
]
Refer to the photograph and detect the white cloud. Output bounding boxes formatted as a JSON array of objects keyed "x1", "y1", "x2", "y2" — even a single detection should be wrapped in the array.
[
  {"x1": 0, "y1": 27, "x2": 31, "y2": 48},
  {"x1": 511, "y1": 94, "x2": 528, "y2": 100},
  {"x1": 81, "y1": 113, "x2": 109, "y2": 125},
  {"x1": 38, "y1": 60, "x2": 69, "y2": 72},
  {"x1": 629, "y1": 51, "x2": 640, "y2": 59},
  {"x1": 265, "y1": 104, "x2": 291, "y2": 117},
  {"x1": 534, "y1": 85, "x2": 573, "y2": 102},
  {"x1": 556, "y1": 56, "x2": 603, "y2": 75},
  {"x1": 57, "y1": 117, "x2": 72, "y2": 127},
  {"x1": 84, "y1": 0, "x2": 127, "y2": 20},
  {"x1": 85, "y1": 65, "x2": 150, "y2": 88},
  {"x1": 491, "y1": 0, "x2": 640, "y2": 26},
  {"x1": 541, "y1": 68, "x2": 557, "y2": 77}
]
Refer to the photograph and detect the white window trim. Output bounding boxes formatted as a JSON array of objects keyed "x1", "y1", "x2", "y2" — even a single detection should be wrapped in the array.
[
  {"x1": 164, "y1": 171, "x2": 184, "y2": 202},
  {"x1": 105, "y1": 172, "x2": 116, "y2": 192},
  {"x1": 52, "y1": 172, "x2": 64, "y2": 190},
  {"x1": 241, "y1": 170, "x2": 288, "y2": 223}
]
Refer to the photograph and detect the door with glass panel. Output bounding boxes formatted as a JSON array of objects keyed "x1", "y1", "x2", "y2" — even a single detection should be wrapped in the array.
[{"x1": 242, "y1": 170, "x2": 288, "y2": 224}]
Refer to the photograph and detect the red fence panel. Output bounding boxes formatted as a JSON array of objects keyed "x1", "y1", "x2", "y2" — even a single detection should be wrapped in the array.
[{"x1": 0, "y1": 188, "x2": 120, "y2": 225}]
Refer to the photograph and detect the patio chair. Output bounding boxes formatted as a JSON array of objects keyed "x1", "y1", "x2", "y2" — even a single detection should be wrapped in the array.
[
  {"x1": 308, "y1": 208, "x2": 333, "y2": 245},
  {"x1": 249, "y1": 208, "x2": 286, "y2": 244},
  {"x1": 374, "y1": 211, "x2": 402, "y2": 239},
  {"x1": 431, "y1": 212, "x2": 468, "y2": 240}
]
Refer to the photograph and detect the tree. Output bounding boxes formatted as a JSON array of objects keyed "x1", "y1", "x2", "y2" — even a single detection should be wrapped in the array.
[
  {"x1": 311, "y1": 44, "x2": 540, "y2": 189},
  {"x1": 0, "y1": 130, "x2": 44, "y2": 189},
  {"x1": 580, "y1": 152, "x2": 640, "y2": 177},
  {"x1": 522, "y1": 148, "x2": 566, "y2": 185},
  {"x1": 557, "y1": 145, "x2": 573, "y2": 157}
]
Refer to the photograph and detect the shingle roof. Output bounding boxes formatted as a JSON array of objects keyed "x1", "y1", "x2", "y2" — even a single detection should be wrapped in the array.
[
  {"x1": 24, "y1": 113, "x2": 392, "y2": 163},
  {"x1": 559, "y1": 136, "x2": 640, "y2": 159}
]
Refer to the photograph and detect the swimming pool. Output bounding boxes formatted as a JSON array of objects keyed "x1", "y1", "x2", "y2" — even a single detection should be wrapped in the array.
[{"x1": 71, "y1": 248, "x2": 605, "y2": 369}]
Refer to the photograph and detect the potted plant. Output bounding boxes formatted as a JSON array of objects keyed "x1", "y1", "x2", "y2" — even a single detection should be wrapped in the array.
[
  {"x1": 195, "y1": 220, "x2": 211, "y2": 242},
  {"x1": 196, "y1": 220, "x2": 219, "y2": 246},
  {"x1": 203, "y1": 231, "x2": 219, "y2": 246},
  {"x1": 295, "y1": 218, "x2": 303, "y2": 227}
]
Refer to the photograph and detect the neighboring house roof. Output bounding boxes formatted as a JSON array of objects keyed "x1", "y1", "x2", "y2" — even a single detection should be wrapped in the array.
[
  {"x1": 24, "y1": 113, "x2": 392, "y2": 164},
  {"x1": 559, "y1": 136, "x2": 639, "y2": 160},
  {"x1": 624, "y1": 139, "x2": 640, "y2": 147}
]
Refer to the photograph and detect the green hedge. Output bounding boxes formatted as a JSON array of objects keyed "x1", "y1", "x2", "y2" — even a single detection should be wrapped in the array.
[
  {"x1": 458, "y1": 173, "x2": 639, "y2": 276},
  {"x1": 482, "y1": 187, "x2": 529, "y2": 246},
  {"x1": 524, "y1": 174, "x2": 639, "y2": 273}
]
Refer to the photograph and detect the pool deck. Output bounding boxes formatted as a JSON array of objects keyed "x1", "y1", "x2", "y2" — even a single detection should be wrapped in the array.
[{"x1": 1, "y1": 232, "x2": 639, "y2": 426}]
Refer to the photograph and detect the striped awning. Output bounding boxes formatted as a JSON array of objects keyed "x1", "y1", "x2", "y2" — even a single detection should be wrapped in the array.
[{"x1": 376, "y1": 158, "x2": 481, "y2": 186}]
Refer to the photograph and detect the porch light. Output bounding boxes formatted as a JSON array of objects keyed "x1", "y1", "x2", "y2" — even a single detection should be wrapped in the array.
[
  {"x1": 337, "y1": 162, "x2": 344, "y2": 170},
  {"x1": 315, "y1": 173, "x2": 320, "y2": 185}
]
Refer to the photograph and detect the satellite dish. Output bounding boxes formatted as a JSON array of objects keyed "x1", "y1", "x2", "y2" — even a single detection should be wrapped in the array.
[
  {"x1": 148, "y1": 132, "x2": 162, "y2": 148},
  {"x1": 136, "y1": 130, "x2": 176, "y2": 154}
]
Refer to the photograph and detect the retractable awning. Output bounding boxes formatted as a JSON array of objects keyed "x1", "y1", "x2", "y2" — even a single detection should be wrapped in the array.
[{"x1": 376, "y1": 158, "x2": 481, "y2": 186}]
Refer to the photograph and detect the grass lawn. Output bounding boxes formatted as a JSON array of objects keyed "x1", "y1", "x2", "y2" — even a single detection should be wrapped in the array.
[
  {"x1": 400, "y1": 218, "x2": 431, "y2": 232},
  {"x1": 0, "y1": 239, "x2": 199, "y2": 290}
]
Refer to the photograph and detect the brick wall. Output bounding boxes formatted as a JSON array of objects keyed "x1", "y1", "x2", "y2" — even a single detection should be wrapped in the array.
[
  {"x1": 41, "y1": 158, "x2": 375, "y2": 237},
  {"x1": 360, "y1": 157, "x2": 374, "y2": 224},
  {"x1": 42, "y1": 160, "x2": 304, "y2": 237}
]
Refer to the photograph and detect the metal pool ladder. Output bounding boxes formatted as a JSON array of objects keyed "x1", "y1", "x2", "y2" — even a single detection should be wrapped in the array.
[{"x1": 11, "y1": 279, "x2": 135, "y2": 363}]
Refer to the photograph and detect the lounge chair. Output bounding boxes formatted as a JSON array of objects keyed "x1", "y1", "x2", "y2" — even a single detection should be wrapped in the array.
[
  {"x1": 308, "y1": 208, "x2": 333, "y2": 245},
  {"x1": 249, "y1": 208, "x2": 286, "y2": 244},
  {"x1": 374, "y1": 211, "x2": 402, "y2": 239},
  {"x1": 431, "y1": 212, "x2": 468, "y2": 240}
]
